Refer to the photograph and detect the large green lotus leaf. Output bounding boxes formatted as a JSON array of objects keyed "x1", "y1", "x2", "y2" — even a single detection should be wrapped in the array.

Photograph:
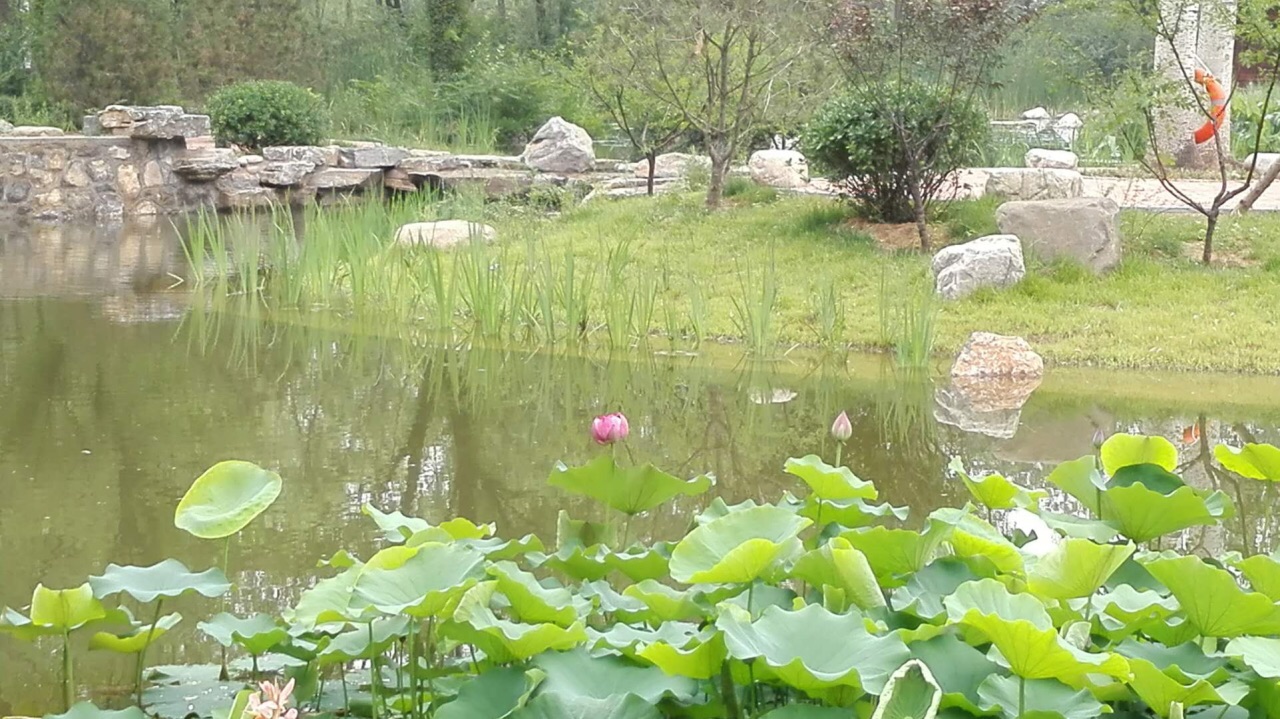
[
  {"x1": 556, "y1": 510, "x2": 616, "y2": 549},
  {"x1": 1107, "y1": 464, "x2": 1186, "y2": 494},
  {"x1": 460, "y1": 534, "x2": 546, "y2": 561},
  {"x1": 31, "y1": 583, "x2": 107, "y2": 630},
  {"x1": 1101, "y1": 434, "x2": 1178, "y2": 475},
  {"x1": 589, "y1": 622, "x2": 702, "y2": 654},
  {"x1": 1027, "y1": 539, "x2": 1135, "y2": 600},
  {"x1": 580, "y1": 581, "x2": 647, "y2": 620},
  {"x1": 436, "y1": 666, "x2": 541, "y2": 719},
  {"x1": 1231, "y1": 553, "x2": 1280, "y2": 601},
  {"x1": 622, "y1": 580, "x2": 706, "y2": 623},
  {"x1": 636, "y1": 631, "x2": 727, "y2": 680},
  {"x1": 534, "y1": 648, "x2": 698, "y2": 703},
  {"x1": 717, "y1": 603, "x2": 910, "y2": 696},
  {"x1": 1036, "y1": 511, "x2": 1120, "y2": 543},
  {"x1": 1101, "y1": 484, "x2": 1234, "y2": 543},
  {"x1": 0, "y1": 606, "x2": 57, "y2": 640},
  {"x1": 1144, "y1": 556, "x2": 1280, "y2": 637},
  {"x1": 1215, "y1": 443, "x2": 1280, "y2": 480},
  {"x1": 893, "y1": 559, "x2": 980, "y2": 623},
  {"x1": 950, "y1": 458, "x2": 1046, "y2": 510},
  {"x1": 929, "y1": 508, "x2": 1022, "y2": 575},
  {"x1": 89, "y1": 560, "x2": 230, "y2": 603},
  {"x1": 446, "y1": 582, "x2": 587, "y2": 663},
  {"x1": 1115, "y1": 640, "x2": 1230, "y2": 684},
  {"x1": 44, "y1": 703, "x2": 148, "y2": 719},
  {"x1": 605, "y1": 547, "x2": 672, "y2": 583},
  {"x1": 353, "y1": 542, "x2": 485, "y2": 618},
  {"x1": 510, "y1": 691, "x2": 660, "y2": 719},
  {"x1": 318, "y1": 616, "x2": 409, "y2": 663},
  {"x1": 841, "y1": 519, "x2": 953, "y2": 588},
  {"x1": 541, "y1": 545, "x2": 672, "y2": 584},
  {"x1": 790, "y1": 537, "x2": 885, "y2": 610},
  {"x1": 945, "y1": 580, "x2": 1129, "y2": 684},
  {"x1": 909, "y1": 633, "x2": 1001, "y2": 715},
  {"x1": 361, "y1": 502, "x2": 429, "y2": 541},
  {"x1": 800, "y1": 496, "x2": 909, "y2": 528},
  {"x1": 197, "y1": 612, "x2": 288, "y2": 655},
  {"x1": 872, "y1": 660, "x2": 943, "y2": 719},
  {"x1": 785, "y1": 455, "x2": 879, "y2": 501},
  {"x1": 89, "y1": 613, "x2": 182, "y2": 653},
  {"x1": 549, "y1": 455, "x2": 714, "y2": 515},
  {"x1": 489, "y1": 561, "x2": 588, "y2": 627},
  {"x1": 1225, "y1": 637, "x2": 1280, "y2": 679},
  {"x1": 696, "y1": 496, "x2": 789, "y2": 525},
  {"x1": 174, "y1": 460, "x2": 282, "y2": 539},
  {"x1": 1045, "y1": 456, "x2": 1106, "y2": 515},
  {"x1": 1127, "y1": 657, "x2": 1227, "y2": 718},
  {"x1": 285, "y1": 565, "x2": 368, "y2": 629},
  {"x1": 1106, "y1": 557, "x2": 1168, "y2": 593},
  {"x1": 669, "y1": 505, "x2": 810, "y2": 584},
  {"x1": 1091, "y1": 586, "x2": 1180, "y2": 640},
  {"x1": 758, "y1": 707, "x2": 850, "y2": 719},
  {"x1": 976, "y1": 675, "x2": 1104, "y2": 719}
]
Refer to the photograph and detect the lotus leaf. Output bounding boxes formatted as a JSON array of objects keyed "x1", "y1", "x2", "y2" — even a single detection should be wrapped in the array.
[
  {"x1": 436, "y1": 667, "x2": 541, "y2": 719},
  {"x1": 580, "y1": 580, "x2": 648, "y2": 618},
  {"x1": 1036, "y1": 511, "x2": 1120, "y2": 543},
  {"x1": 141, "y1": 666, "x2": 247, "y2": 719},
  {"x1": 976, "y1": 675, "x2": 1104, "y2": 719},
  {"x1": 696, "y1": 496, "x2": 783, "y2": 525},
  {"x1": 636, "y1": 630, "x2": 727, "y2": 680},
  {"x1": 589, "y1": 622, "x2": 702, "y2": 654},
  {"x1": 445, "y1": 582, "x2": 588, "y2": 663},
  {"x1": 285, "y1": 566, "x2": 366, "y2": 629},
  {"x1": 842, "y1": 519, "x2": 953, "y2": 587},
  {"x1": 1231, "y1": 552, "x2": 1280, "y2": 601},
  {"x1": 950, "y1": 458, "x2": 1046, "y2": 510},
  {"x1": 784, "y1": 455, "x2": 879, "y2": 501},
  {"x1": 872, "y1": 660, "x2": 943, "y2": 719},
  {"x1": 1115, "y1": 640, "x2": 1230, "y2": 684},
  {"x1": 197, "y1": 613, "x2": 288, "y2": 655},
  {"x1": 1101, "y1": 434, "x2": 1178, "y2": 475},
  {"x1": 556, "y1": 510, "x2": 615, "y2": 549},
  {"x1": 1127, "y1": 658, "x2": 1228, "y2": 718},
  {"x1": 0, "y1": 606, "x2": 57, "y2": 640},
  {"x1": 31, "y1": 583, "x2": 107, "y2": 630},
  {"x1": 909, "y1": 633, "x2": 1001, "y2": 715},
  {"x1": 534, "y1": 648, "x2": 698, "y2": 703},
  {"x1": 1225, "y1": 637, "x2": 1280, "y2": 679},
  {"x1": 489, "y1": 561, "x2": 588, "y2": 627},
  {"x1": 89, "y1": 613, "x2": 182, "y2": 653},
  {"x1": 1046, "y1": 456, "x2": 1106, "y2": 514},
  {"x1": 318, "y1": 616, "x2": 409, "y2": 662},
  {"x1": 43, "y1": 703, "x2": 148, "y2": 719},
  {"x1": 717, "y1": 603, "x2": 911, "y2": 695},
  {"x1": 1100, "y1": 484, "x2": 1234, "y2": 543},
  {"x1": 758, "y1": 708, "x2": 850, "y2": 719},
  {"x1": 1144, "y1": 556, "x2": 1280, "y2": 637},
  {"x1": 790, "y1": 537, "x2": 884, "y2": 610},
  {"x1": 930, "y1": 508, "x2": 1023, "y2": 575},
  {"x1": 669, "y1": 505, "x2": 810, "y2": 584},
  {"x1": 1091, "y1": 586, "x2": 1180, "y2": 640},
  {"x1": 353, "y1": 542, "x2": 486, "y2": 618},
  {"x1": 1215, "y1": 443, "x2": 1280, "y2": 480},
  {"x1": 510, "y1": 691, "x2": 660, "y2": 719},
  {"x1": 1107, "y1": 463, "x2": 1186, "y2": 494},
  {"x1": 622, "y1": 580, "x2": 706, "y2": 623},
  {"x1": 1027, "y1": 539, "x2": 1135, "y2": 600},
  {"x1": 549, "y1": 455, "x2": 714, "y2": 515},
  {"x1": 800, "y1": 496, "x2": 909, "y2": 528},
  {"x1": 459, "y1": 534, "x2": 546, "y2": 560},
  {"x1": 89, "y1": 560, "x2": 230, "y2": 603},
  {"x1": 892, "y1": 558, "x2": 979, "y2": 623},
  {"x1": 174, "y1": 460, "x2": 282, "y2": 539}
]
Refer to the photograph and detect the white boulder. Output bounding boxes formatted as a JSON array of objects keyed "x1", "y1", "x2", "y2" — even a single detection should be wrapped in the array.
[
  {"x1": 984, "y1": 168, "x2": 1083, "y2": 201},
  {"x1": 931, "y1": 235, "x2": 1026, "y2": 301},
  {"x1": 748, "y1": 149, "x2": 809, "y2": 188},
  {"x1": 995, "y1": 197, "x2": 1121, "y2": 273},
  {"x1": 522, "y1": 117, "x2": 596, "y2": 173},
  {"x1": 1025, "y1": 149, "x2": 1079, "y2": 170},
  {"x1": 395, "y1": 220, "x2": 497, "y2": 249}
]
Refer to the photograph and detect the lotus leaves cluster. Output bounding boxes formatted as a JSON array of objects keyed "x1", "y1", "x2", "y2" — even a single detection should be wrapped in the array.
[{"x1": 12, "y1": 436, "x2": 1280, "y2": 719}]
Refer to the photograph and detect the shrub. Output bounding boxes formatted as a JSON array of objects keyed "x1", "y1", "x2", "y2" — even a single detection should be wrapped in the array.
[
  {"x1": 206, "y1": 80, "x2": 328, "y2": 150},
  {"x1": 804, "y1": 83, "x2": 988, "y2": 224}
]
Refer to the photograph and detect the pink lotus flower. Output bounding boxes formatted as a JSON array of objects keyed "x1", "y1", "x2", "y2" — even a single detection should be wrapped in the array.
[
  {"x1": 246, "y1": 678, "x2": 298, "y2": 719},
  {"x1": 831, "y1": 411, "x2": 852, "y2": 442},
  {"x1": 592, "y1": 412, "x2": 630, "y2": 445}
]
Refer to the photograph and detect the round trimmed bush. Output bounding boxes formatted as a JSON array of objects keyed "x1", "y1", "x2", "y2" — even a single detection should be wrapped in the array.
[
  {"x1": 206, "y1": 80, "x2": 328, "y2": 150},
  {"x1": 804, "y1": 83, "x2": 987, "y2": 223}
]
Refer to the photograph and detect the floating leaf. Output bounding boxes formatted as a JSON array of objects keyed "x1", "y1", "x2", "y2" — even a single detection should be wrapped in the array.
[
  {"x1": 197, "y1": 613, "x2": 288, "y2": 655},
  {"x1": 1144, "y1": 556, "x2": 1280, "y2": 637},
  {"x1": 490, "y1": 561, "x2": 588, "y2": 627},
  {"x1": 784, "y1": 455, "x2": 879, "y2": 501},
  {"x1": 977, "y1": 675, "x2": 1104, "y2": 719},
  {"x1": 872, "y1": 660, "x2": 943, "y2": 719},
  {"x1": 31, "y1": 583, "x2": 107, "y2": 630},
  {"x1": 353, "y1": 542, "x2": 485, "y2": 618},
  {"x1": 1101, "y1": 434, "x2": 1178, "y2": 475},
  {"x1": 174, "y1": 460, "x2": 282, "y2": 539},
  {"x1": 718, "y1": 603, "x2": 910, "y2": 696},
  {"x1": 89, "y1": 560, "x2": 230, "y2": 603},
  {"x1": 909, "y1": 634, "x2": 1001, "y2": 715},
  {"x1": 669, "y1": 505, "x2": 810, "y2": 585},
  {"x1": 1027, "y1": 539, "x2": 1135, "y2": 600},
  {"x1": 1100, "y1": 484, "x2": 1234, "y2": 543},
  {"x1": 1215, "y1": 443, "x2": 1280, "y2": 480},
  {"x1": 950, "y1": 458, "x2": 1046, "y2": 510},
  {"x1": 89, "y1": 613, "x2": 182, "y2": 653},
  {"x1": 790, "y1": 537, "x2": 885, "y2": 610},
  {"x1": 436, "y1": 667, "x2": 541, "y2": 719},
  {"x1": 44, "y1": 703, "x2": 148, "y2": 719},
  {"x1": 549, "y1": 456, "x2": 713, "y2": 515}
]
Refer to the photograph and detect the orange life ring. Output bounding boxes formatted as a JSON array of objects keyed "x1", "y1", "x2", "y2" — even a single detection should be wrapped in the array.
[{"x1": 1193, "y1": 69, "x2": 1227, "y2": 145}]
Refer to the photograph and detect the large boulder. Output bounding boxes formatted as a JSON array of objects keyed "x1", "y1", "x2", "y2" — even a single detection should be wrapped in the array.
[
  {"x1": 931, "y1": 235, "x2": 1025, "y2": 301},
  {"x1": 984, "y1": 168, "x2": 1083, "y2": 200},
  {"x1": 632, "y1": 153, "x2": 711, "y2": 179},
  {"x1": 98, "y1": 105, "x2": 211, "y2": 140},
  {"x1": 951, "y1": 332, "x2": 1044, "y2": 378},
  {"x1": 260, "y1": 161, "x2": 315, "y2": 187},
  {"x1": 995, "y1": 197, "x2": 1121, "y2": 273},
  {"x1": 1025, "y1": 149, "x2": 1078, "y2": 170},
  {"x1": 522, "y1": 117, "x2": 595, "y2": 173},
  {"x1": 172, "y1": 149, "x2": 240, "y2": 182},
  {"x1": 1246, "y1": 153, "x2": 1280, "y2": 173},
  {"x1": 748, "y1": 149, "x2": 809, "y2": 188},
  {"x1": 395, "y1": 220, "x2": 497, "y2": 249},
  {"x1": 340, "y1": 145, "x2": 410, "y2": 169}
]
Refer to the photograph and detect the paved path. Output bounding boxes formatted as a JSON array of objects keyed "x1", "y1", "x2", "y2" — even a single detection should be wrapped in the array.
[{"x1": 952, "y1": 169, "x2": 1280, "y2": 212}]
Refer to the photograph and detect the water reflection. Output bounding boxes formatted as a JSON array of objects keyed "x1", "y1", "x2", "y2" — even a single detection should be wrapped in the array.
[{"x1": 4, "y1": 223, "x2": 1280, "y2": 710}]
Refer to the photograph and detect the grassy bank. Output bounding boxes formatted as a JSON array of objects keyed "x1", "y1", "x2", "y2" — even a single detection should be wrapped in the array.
[{"x1": 186, "y1": 191, "x2": 1280, "y2": 373}]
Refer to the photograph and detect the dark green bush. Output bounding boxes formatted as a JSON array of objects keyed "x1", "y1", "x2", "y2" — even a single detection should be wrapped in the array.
[
  {"x1": 804, "y1": 83, "x2": 987, "y2": 223},
  {"x1": 207, "y1": 80, "x2": 328, "y2": 150}
]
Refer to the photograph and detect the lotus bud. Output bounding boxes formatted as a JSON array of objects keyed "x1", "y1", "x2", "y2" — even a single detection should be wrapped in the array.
[
  {"x1": 592, "y1": 412, "x2": 630, "y2": 445},
  {"x1": 1092, "y1": 428, "x2": 1106, "y2": 449},
  {"x1": 831, "y1": 411, "x2": 852, "y2": 443}
]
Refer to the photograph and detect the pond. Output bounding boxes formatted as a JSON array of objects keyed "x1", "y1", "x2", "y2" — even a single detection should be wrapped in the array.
[{"x1": 4, "y1": 219, "x2": 1280, "y2": 713}]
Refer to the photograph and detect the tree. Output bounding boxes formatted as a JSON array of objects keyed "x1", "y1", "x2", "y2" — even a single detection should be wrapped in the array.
[
  {"x1": 605, "y1": 0, "x2": 818, "y2": 208},
  {"x1": 572, "y1": 29, "x2": 689, "y2": 195},
  {"x1": 829, "y1": 0, "x2": 1030, "y2": 250}
]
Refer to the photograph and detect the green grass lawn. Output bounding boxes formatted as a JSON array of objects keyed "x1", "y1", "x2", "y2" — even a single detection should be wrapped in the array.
[{"x1": 481, "y1": 192, "x2": 1280, "y2": 373}]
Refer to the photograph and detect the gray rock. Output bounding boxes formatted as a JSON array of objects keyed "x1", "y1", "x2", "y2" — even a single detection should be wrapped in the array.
[
  {"x1": 81, "y1": 116, "x2": 102, "y2": 136},
  {"x1": 98, "y1": 106, "x2": 210, "y2": 140},
  {"x1": 931, "y1": 235, "x2": 1026, "y2": 300},
  {"x1": 339, "y1": 145, "x2": 409, "y2": 169},
  {"x1": 995, "y1": 197, "x2": 1121, "y2": 273},
  {"x1": 395, "y1": 220, "x2": 497, "y2": 249},
  {"x1": 984, "y1": 168, "x2": 1083, "y2": 201},
  {"x1": 263, "y1": 145, "x2": 333, "y2": 168},
  {"x1": 1246, "y1": 153, "x2": 1280, "y2": 174},
  {"x1": 8, "y1": 126, "x2": 65, "y2": 137},
  {"x1": 172, "y1": 150, "x2": 240, "y2": 182},
  {"x1": 308, "y1": 168, "x2": 382, "y2": 190},
  {"x1": 0, "y1": 118, "x2": 13, "y2": 134},
  {"x1": 259, "y1": 161, "x2": 314, "y2": 187},
  {"x1": 399, "y1": 155, "x2": 473, "y2": 174},
  {"x1": 522, "y1": 117, "x2": 595, "y2": 173},
  {"x1": 1024, "y1": 149, "x2": 1078, "y2": 170},
  {"x1": 748, "y1": 149, "x2": 809, "y2": 188}
]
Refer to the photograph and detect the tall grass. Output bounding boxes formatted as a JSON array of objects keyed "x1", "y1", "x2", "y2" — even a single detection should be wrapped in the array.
[
  {"x1": 729, "y1": 249, "x2": 780, "y2": 355},
  {"x1": 878, "y1": 270, "x2": 939, "y2": 368}
]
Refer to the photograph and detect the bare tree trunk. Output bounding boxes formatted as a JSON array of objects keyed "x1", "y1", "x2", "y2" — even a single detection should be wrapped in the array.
[
  {"x1": 1203, "y1": 210, "x2": 1218, "y2": 265},
  {"x1": 533, "y1": 0, "x2": 547, "y2": 47},
  {"x1": 707, "y1": 151, "x2": 729, "y2": 209},
  {"x1": 646, "y1": 151, "x2": 657, "y2": 196},
  {"x1": 1235, "y1": 160, "x2": 1280, "y2": 214}
]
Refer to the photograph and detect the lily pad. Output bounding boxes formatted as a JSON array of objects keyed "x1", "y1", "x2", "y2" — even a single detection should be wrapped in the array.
[
  {"x1": 1027, "y1": 539, "x2": 1135, "y2": 601},
  {"x1": 197, "y1": 612, "x2": 288, "y2": 655},
  {"x1": 549, "y1": 455, "x2": 714, "y2": 515},
  {"x1": 785, "y1": 455, "x2": 879, "y2": 501},
  {"x1": 1215, "y1": 443, "x2": 1280, "y2": 480},
  {"x1": 1144, "y1": 555, "x2": 1280, "y2": 637},
  {"x1": 976, "y1": 675, "x2": 1104, "y2": 719},
  {"x1": 669, "y1": 505, "x2": 810, "y2": 585},
  {"x1": 174, "y1": 460, "x2": 282, "y2": 539},
  {"x1": 89, "y1": 559, "x2": 230, "y2": 603},
  {"x1": 790, "y1": 537, "x2": 885, "y2": 610},
  {"x1": 1101, "y1": 434, "x2": 1178, "y2": 476},
  {"x1": 950, "y1": 458, "x2": 1046, "y2": 510}
]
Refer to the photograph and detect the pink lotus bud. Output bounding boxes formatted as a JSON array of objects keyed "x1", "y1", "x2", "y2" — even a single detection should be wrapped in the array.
[
  {"x1": 592, "y1": 412, "x2": 630, "y2": 445},
  {"x1": 831, "y1": 411, "x2": 852, "y2": 442}
]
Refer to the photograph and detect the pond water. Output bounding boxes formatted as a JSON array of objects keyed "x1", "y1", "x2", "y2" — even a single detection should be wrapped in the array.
[{"x1": 4, "y1": 220, "x2": 1280, "y2": 712}]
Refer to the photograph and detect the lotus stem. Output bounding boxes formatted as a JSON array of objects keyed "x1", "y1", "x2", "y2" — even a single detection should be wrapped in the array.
[
  {"x1": 622, "y1": 514, "x2": 634, "y2": 549},
  {"x1": 220, "y1": 536, "x2": 232, "y2": 681},
  {"x1": 718, "y1": 661, "x2": 741, "y2": 719},
  {"x1": 252, "y1": 654, "x2": 259, "y2": 681},
  {"x1": 425, "y1": 617, "x2": 438, "y2": 715},
  {"x1": 135, "y1": 598, "x2": 164, "y2": 707},
  {"x1": 408, "y1": 620, "x2": 418, "y2": 719},
  {"x1": 341, "y1": 662, "x2": 350, "y2": 711},
  {"x1": 1018, "y1": 675, "x2": 1026, "y2": 719},
  {"x1": 369, "y1": 622, "x2": 380, "y2": 719},
  {"x1": 62, "y1": 628, "x2": 74, "y2": 712}
]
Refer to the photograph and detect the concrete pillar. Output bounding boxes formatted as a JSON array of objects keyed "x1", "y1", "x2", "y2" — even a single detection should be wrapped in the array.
[{"x1": 1153, "y1": 0, "x2": 1237, "y2": 167}]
